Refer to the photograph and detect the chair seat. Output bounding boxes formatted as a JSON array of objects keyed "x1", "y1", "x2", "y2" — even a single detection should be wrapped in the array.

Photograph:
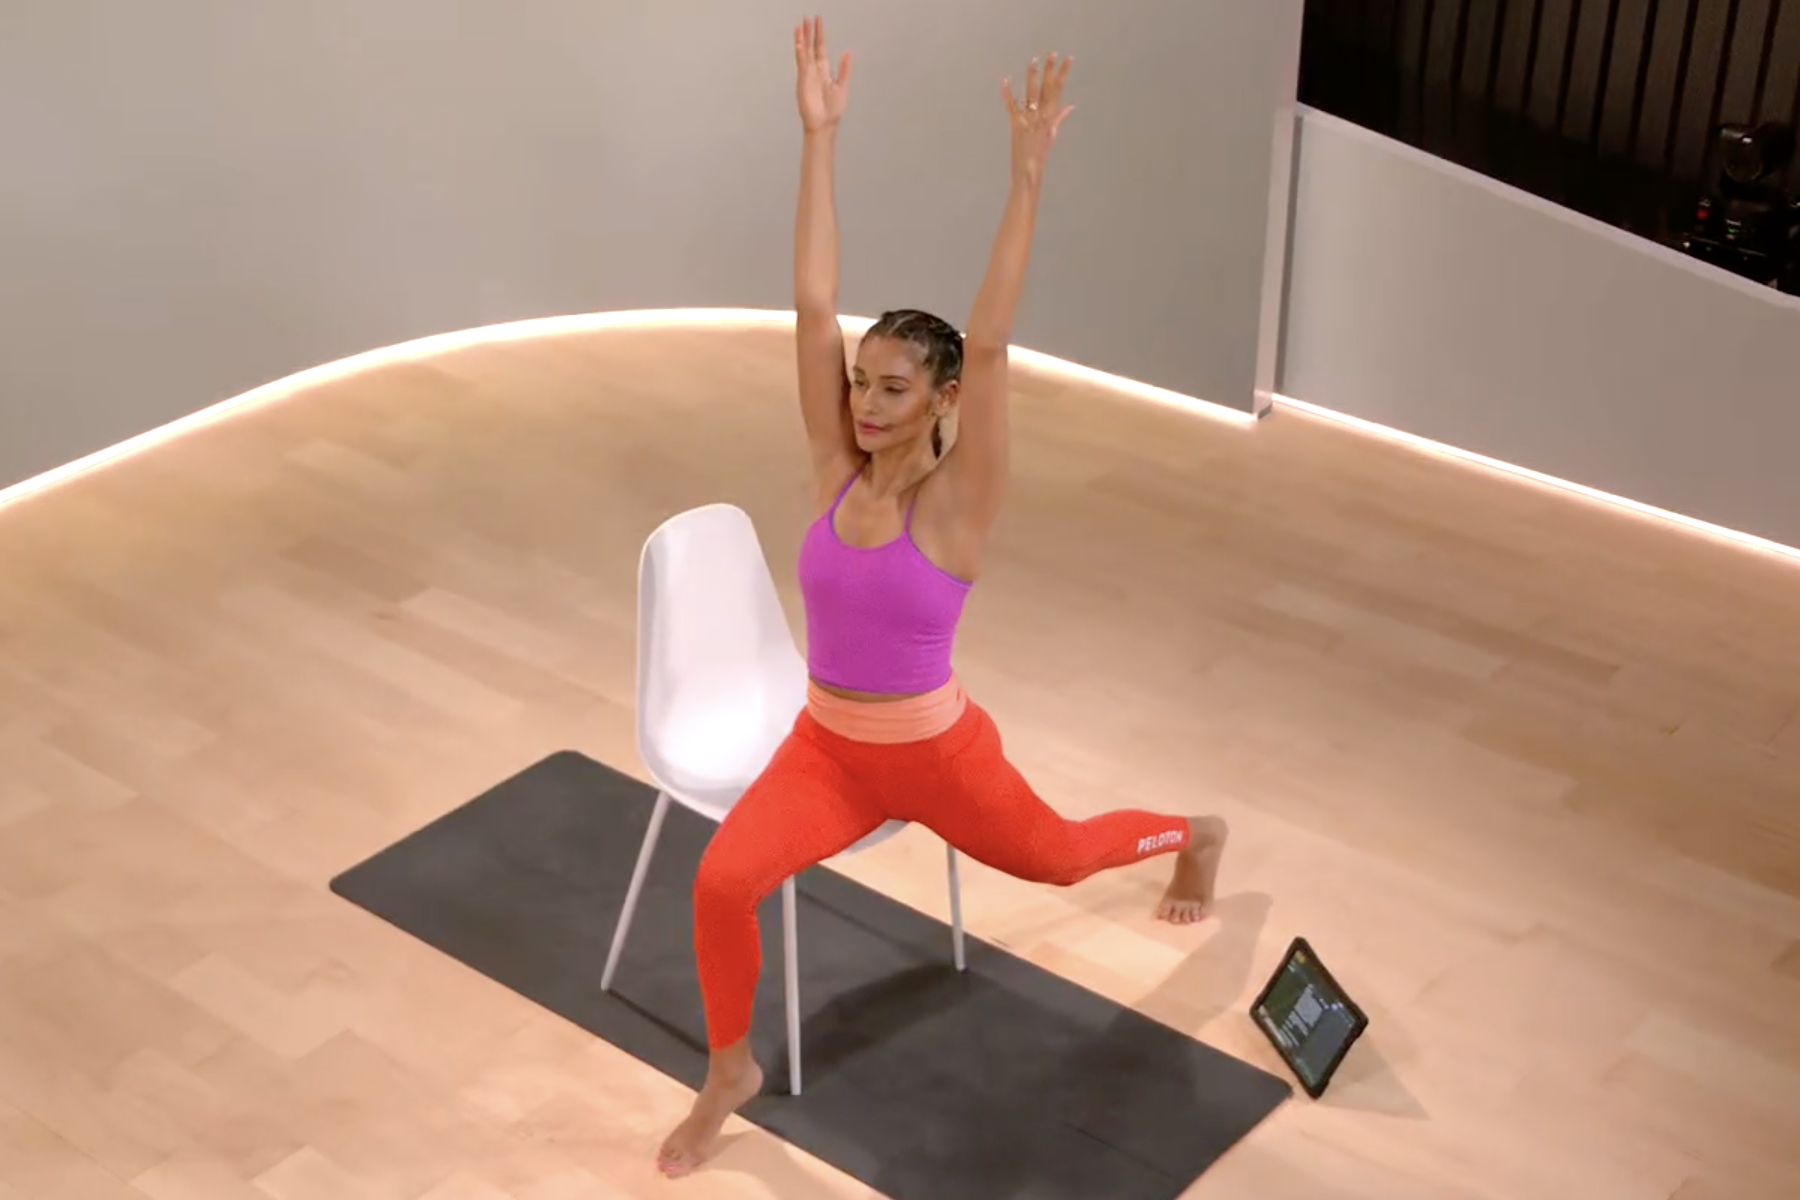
[
  {"x1": 652, "y1": 692, "x2": 912, "y2": 856},
  {"x1": 844, "y1": 819, "x2": 908, "y2": 855},
  {"x1": 652, "y1": 702, "x2": 793, "y2": 814}
]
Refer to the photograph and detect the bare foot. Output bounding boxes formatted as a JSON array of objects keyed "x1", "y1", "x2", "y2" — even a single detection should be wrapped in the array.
[
  {"x1": 656, "y1": 1056, "x2": 764, "y2": 1178},
  {"x1": 1156, "y1": 816, "x2": 1228, "y2": 924}
]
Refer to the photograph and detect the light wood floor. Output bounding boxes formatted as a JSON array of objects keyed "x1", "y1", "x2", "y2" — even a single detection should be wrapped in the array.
[{"x1": 1, "y1": 319, "x2": 1797, "y2": 1200}]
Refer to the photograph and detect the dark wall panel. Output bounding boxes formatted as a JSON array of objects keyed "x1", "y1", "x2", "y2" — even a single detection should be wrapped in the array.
[{"x1": 1299, "y1": 0, "x2": 1800, "y2": 247}]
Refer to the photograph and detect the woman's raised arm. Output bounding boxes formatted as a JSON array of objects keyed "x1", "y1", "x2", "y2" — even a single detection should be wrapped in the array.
[
  {"x1": 792, "y1": 17, "x2": 858, "y2": 480},
  {"x1": 946, "y1": 53, "x2": 1075, "y2": 531}
]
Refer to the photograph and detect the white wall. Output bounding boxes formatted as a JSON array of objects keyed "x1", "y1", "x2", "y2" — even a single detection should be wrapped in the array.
[
  {"x1": 0, "y1": 0, "x2": 1303, "y2": 493},
  {"x1": 1278, "y1": 107, "x2": 1800, "y2": 550}
]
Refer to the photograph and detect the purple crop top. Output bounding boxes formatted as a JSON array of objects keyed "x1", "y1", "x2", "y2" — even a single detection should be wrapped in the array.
[{"x1": 797, "y1": 471, "x2": 974, "y2": 695}]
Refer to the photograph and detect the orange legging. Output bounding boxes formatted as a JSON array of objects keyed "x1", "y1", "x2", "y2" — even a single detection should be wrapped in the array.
[{"x1": 691, "y1": 689, "x2": 1192, "y2": 1049}]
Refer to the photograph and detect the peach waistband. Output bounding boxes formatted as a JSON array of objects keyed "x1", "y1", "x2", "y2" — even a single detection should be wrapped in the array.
[{"x1": 806, "y1": 674, "x2": 970, "y2": 744}]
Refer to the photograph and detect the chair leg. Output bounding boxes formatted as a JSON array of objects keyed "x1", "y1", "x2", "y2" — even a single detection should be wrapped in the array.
[
  {"x1": 781, "y1": 876, "x2": 803, "y2": 1095},
  {"x1": 947, "y1": 844, "x2": 966, "y2": 972},
  {"x1": 601, "y1": 789, "x2": 671, "y2": 993}
]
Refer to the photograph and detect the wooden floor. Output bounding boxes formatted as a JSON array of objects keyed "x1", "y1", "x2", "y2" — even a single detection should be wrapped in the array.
[{"x1": 1, "y1": 319, "x2": 1797, "y2": 1200}]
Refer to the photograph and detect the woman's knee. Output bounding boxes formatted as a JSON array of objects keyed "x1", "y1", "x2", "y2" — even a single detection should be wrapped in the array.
[
  {"x1": 1010, "y1": 818, "x2": 1096, "y2": 887},
  {"x1": 1031, "y1": 851, "x2": 1087, "y2": 889},
  {"x1": 691, "y1": 837, "x2": 768, "y2": 919},
  {"x1": 958, "y1": 825, "x2": 1087, "y2": 888}
]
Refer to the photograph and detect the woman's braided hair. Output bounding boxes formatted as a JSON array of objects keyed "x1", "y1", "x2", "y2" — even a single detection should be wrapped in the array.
[{"x1": 865, "y1": 308, "x2": 963, "y2": 457}]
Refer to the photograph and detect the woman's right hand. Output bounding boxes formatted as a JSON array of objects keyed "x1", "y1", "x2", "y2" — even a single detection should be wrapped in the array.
[{"x1": 794, "y1": 16, "x2": 852, "y2": 133}]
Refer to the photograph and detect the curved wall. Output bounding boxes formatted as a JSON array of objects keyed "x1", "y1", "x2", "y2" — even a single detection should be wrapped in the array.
[{"x1": 0, "y1": 0, "x2": 1304, "y2": 492}]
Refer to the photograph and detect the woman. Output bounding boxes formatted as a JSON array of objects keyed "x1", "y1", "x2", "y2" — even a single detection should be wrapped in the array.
[{"x1": 656, "y1": 17, "x2": 1229, "y2": 1177}]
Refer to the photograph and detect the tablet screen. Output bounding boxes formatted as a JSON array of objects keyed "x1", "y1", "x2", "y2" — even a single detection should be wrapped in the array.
[{"x1": 1250, "y1": 938, "x2": 1367, "y2": 1097}]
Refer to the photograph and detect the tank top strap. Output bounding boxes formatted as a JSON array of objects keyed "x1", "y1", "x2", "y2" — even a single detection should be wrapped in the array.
[{"x1": 829, "y1": 468, "x2": 859, "y2": 516}]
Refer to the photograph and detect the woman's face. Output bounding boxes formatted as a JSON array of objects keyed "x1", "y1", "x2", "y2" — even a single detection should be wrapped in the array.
[{"x1": 850, "y1": 335, "x2": 956, "y2": 453}]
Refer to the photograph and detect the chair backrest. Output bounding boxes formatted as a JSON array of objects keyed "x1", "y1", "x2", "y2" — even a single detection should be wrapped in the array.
[{"x1": 635, "y1": 503, "x2": 807, "y2": 778}]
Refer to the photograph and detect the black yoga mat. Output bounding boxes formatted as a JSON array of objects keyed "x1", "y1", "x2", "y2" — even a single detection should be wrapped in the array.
[{"x1": 329, "y1": 751, "x2": 1290, "y2": 1200}]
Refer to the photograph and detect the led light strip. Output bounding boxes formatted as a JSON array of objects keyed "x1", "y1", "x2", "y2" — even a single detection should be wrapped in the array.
[
  {"x1": 1273, "y1": 393, "x2": 1800, "y2": 566},
  {"x1": 0, "y1": 307, "x2": 1254, "y2": 512},
  {"x1": 2, "y1": 309, "x2": 1794, "y2": 571}
]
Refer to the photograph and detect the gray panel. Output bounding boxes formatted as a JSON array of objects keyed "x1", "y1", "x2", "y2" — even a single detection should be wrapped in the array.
[
  {"x1": 1280, "y1": 108, "x2": 1800, "y2": 549},
  {"x1": 0, "y1": 0, "x2": 1304, "y2": 490}
]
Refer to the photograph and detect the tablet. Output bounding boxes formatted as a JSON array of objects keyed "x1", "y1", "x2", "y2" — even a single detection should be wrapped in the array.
[{"x1": 1249, "y1": 936, "x2": 1369, "y2": 1099}]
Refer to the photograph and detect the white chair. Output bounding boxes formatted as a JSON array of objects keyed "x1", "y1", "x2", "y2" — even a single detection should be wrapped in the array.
[{"x1": 599, "y1": 502, "x2": 966, "y2": 1095}]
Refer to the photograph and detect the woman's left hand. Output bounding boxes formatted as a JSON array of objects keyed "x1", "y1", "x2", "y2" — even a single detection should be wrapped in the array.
[{"x1": 1002, "y1": 53, "x2": 1075, "y2": 184}]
